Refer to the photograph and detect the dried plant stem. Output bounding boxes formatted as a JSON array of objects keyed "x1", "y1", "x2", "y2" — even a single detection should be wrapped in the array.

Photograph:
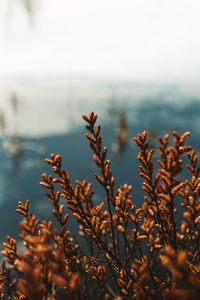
[{"x1": 1, "y1": 112, "x2": 200, "y2": 300}]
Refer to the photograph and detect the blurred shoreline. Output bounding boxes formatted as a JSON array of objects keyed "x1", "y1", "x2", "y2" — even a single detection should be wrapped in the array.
[{"x1": 0, "y1": 75, "x2": 200, "y2": 137}]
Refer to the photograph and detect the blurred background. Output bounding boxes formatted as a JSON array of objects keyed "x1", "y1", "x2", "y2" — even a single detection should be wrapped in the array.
[{"x1": 1, "y1": 0, "x2": 200, "y2": 244}]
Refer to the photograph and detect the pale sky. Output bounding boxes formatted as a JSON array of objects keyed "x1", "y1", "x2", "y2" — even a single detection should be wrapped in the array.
[{"x1": 1, "y1": 0, "x2": 200, "y2": 81}]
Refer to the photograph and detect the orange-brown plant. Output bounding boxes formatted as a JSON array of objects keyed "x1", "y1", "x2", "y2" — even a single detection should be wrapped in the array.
[{"x1": 1, "y1": 111, "x2": 200, "y2": 299}]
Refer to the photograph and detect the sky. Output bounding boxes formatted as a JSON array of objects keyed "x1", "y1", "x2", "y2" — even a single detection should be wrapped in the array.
[{"x1": 1, "y1": 0, "x2": 200, "y2": 81}]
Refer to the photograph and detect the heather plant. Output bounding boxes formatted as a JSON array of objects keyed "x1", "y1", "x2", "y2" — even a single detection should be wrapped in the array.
[{"x1": 1, "y1": 111, "x2": 200, "y2": 299}]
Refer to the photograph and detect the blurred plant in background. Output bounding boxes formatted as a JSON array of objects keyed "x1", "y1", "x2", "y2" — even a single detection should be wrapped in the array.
[{"x1": 5, "y1": 0, "x2": 39, "y2": 25}]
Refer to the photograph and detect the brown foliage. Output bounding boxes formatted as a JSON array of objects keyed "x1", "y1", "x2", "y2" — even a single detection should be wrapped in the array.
[{"x1": 1, "y1": 111, "x2": 200, "y2": 299}]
